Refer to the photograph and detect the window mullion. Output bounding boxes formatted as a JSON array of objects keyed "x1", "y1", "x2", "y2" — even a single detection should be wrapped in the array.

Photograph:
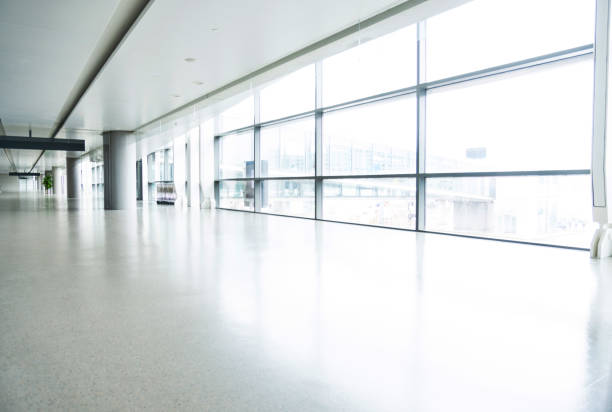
[
  {"x1": 254, "y1": 91, "x2": 262, "y2": 212},
  {"x1": 416, "y1": 20, "x2": 427, "y2": 231},
  {"x1": 315, "y1": 61, "x2": 323, "y2": 220}
]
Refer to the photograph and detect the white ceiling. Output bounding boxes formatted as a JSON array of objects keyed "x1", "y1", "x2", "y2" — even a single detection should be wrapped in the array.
[
  {"x1": 64, "y1": 0, "x2": 405, "y2": 131},
  {"x1": 0, "y1": 0, "x2": 122, "y2": 129},
  {"x1": 0, "y1": 0, "x2": 419, "y2": 172},
  {"x1": 0, "y1": 0, "x2": 121, "y2": 173}
]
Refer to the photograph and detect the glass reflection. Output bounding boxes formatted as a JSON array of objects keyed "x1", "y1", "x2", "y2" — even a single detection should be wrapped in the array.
[
  {"x1": 323, "y1": 96, "x2": 416, "y2": 176},
  {"x1": 219, "y1": 180, "x2": 254, "y2": 211},
  {"x1": 323, "y1": 25, "x2": 417, "y2": 106},
  {"x1": 323, "y1": 178, "x2": 416, "y2": 229},
  {"x1": 260, "y1": 117, "x2": 315, "y2": 177},
  {"x1": 219, "y1": 131, "x2": 254, "y2": 179},
  {"x1": 261, "y1": 179, "x2": 315, "y2": 218},
  {"x1": 426, "y1": 0, "x2": 595, "y2": 81},
  {"x1": 425, "y1": 175, "x2": 594, "y2": 248}
]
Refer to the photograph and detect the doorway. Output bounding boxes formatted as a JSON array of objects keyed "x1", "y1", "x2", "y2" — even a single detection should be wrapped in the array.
[{"x1": 136, "y1": 159, "x2": 142, "y2": 200}]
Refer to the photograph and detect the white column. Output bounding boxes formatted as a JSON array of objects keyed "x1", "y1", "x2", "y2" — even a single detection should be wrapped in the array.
[
  {"x1": 66, "y1": 158, "x2": 80, "y2": 198},
  {"x1": 200, "y1": 119, "x2": 215, "y2": 209},
  {"x1": 81, "y1": 157, "x2": 91, "y2": 198},
  {"x1": 52, "y1": 167, "x2": 63, "y2": 196},
  {"x1": 185, "y1": 134, "x2": 191, "y2": 206},
  {"x1": 606, "y1": 0, "x2": 612, "y2": 214},
  {"x1": 173, "y1": 134, "x2": 186, "y2": 207},
  {"x1": 103, "y1": 131, "x2": 136, "y2": 210},
  {"x1": 141, "y1": 153, "x2": 148, "y2": 202},
  {"x1": 188, "y1": 127, "x2": 200, "y2": 207},
  {"x1": 591, "y1": 0, "x2": 612, "y2": 258}
]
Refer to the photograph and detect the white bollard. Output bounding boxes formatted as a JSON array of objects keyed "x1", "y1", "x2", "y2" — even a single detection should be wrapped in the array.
[{"x1": 591, "y1": 224, "x2": 612, "y2": 258}]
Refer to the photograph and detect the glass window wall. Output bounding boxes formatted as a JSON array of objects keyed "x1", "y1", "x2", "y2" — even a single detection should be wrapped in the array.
[
  {"x1": 425, "y1": 0, "x2": 595, "y2": 81},
  {"x1": 323, "y1": 95, "x2": 416, "y2": 176},
  {"x1": 214, "y1": 0, "x2": 595, "y2": 249},
  {"x1": 260, "y1": 65, "x2": 315, "y2": 122},
  {"x1": 323, "y1": 178, "x2": 416, "y2": 229},
  {"x1": 425, "y1": 175, "x2": 592, "y2": 248},
  {"x1": 260, "y1": 117, "x2": 315, "y2": 177},
  {"x1": 322, "y1": 25, "x2": 417, "y2": 106},
  {"x1": 219, "y1": 180, "x2": 254, "y2": 211},
  {"x1": 426, "y1": 58, "x2": 593, "y2": 173},
  {"x1": 218, "y1": 131, "x2": 254, "y2": 179},
  {"x1": 217, "y1": 96, "x2": 255, "y2": 133},
  {"x1": 261, "y1": 179, "x2": 315, "y2": 218}
]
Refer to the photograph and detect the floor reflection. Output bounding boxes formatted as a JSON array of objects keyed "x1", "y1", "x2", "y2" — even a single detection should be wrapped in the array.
[{"x1": 0, "y1": 192, "x2": 611, "y2": 411}]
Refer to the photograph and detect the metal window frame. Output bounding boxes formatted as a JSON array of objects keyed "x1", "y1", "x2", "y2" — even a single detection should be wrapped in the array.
[
  {"x1": 315, "y1": 61, "x2": 324, "y2": 220},
  {"x1": 253, "y1": 90, "x2": 262, "y2": 213},
  {"x1": 213, "y1": 32, "x2": 596, "y2": 250},
  {"x1": 212, "y1": 44, "x2": 593, "y2": 138},
  {"x1": 416, "y1": 21, "x2": 427, "y2": 231},
  {"x1": 215, "y1": 169, "x2": 590, "y2": 182}
]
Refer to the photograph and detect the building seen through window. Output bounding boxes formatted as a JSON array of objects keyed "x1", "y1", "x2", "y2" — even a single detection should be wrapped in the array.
[{"x1": 214, "y1": 0, "x2": 595, "y2": 248}]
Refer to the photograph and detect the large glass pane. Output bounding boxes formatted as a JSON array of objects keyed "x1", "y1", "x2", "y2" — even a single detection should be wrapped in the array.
[
  {"x1": 219, "y1": 180, "x2": 254, "y2": 211},
  {"x1": 426, "y1": 0, "x2": 595, "y2": 81},
  {"x1": 261, "y1": 179, "x2": 315, "y2": 218},
  {"x1": 322, "y1": 25, "x2": 417, "y2": 107},
  {"x1": 426, "y1": 58, "x2": 593, "y2": 173},
  {"x1": 260, "y1": 117, "x2": 315, "y2": 177},
  {"x1": 260, "y1": 65, "x2": 315, "y2": 122},
  {"x1": 425, "y1": 175, "x2": 593, "y2": 248},
  {"x1": 323, "y1": 96, "x2": 416, "y2": 176},
  {"x1": 218, "y1": 131, "x2": 254, "y2": 179},
  {"x1": 323, "y1": 178, "x2": 416, "y2": 228},
  {"x1": 217, "y1": 96, "x2": 254, "y2": 133}
]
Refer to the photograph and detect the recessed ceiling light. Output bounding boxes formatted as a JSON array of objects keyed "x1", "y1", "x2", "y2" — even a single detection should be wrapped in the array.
[
  {"x1": 172, "y1": 94, "x2": 181, "y2": 98},
  {"x1": 210, "y1": 27, "x2": 219, "y2": 32},
  {"x1": 193, "y1": 81, "x2": 204, "y2": 85},
  {"x1": 184, "y1": 57, "x2": 196, "y2": 63}
]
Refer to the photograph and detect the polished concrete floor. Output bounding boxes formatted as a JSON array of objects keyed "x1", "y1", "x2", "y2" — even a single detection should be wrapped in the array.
[{"x1": 0, "y1": 192, "x2": 611, "y2": 411}]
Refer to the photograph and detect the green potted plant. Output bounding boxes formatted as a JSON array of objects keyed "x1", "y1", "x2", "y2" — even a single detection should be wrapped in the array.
[{"x1": 42, "y1": 175, "x2": 53, "y2": 192}]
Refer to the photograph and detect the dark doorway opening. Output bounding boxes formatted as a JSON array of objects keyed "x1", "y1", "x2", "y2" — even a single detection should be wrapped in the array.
[{"x1": 136, "y1": 159, "x2": 143, "y2": 200}]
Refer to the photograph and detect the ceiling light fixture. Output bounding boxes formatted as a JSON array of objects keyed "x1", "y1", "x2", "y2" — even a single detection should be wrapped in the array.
[
  {"x1": 210, "y1": 27, "x2": 219, "y2": 32},
  {"x1": 184, "y1": 57, "x2": 196, "y2": 63},
  {"x1": 172, "y1": 94, "x2": 181, "y2": 98},
  {"x1": 193, "y1": 81, "x2": 204, "y2": 85}
]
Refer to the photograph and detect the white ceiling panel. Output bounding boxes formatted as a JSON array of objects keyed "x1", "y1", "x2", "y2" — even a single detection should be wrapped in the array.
[
  {"x1": 0, "y1": 0, "x2": 122, "y2": 129},
  {"x1": 65, "y1": 0, "x2": 405, "y2": 131}
]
